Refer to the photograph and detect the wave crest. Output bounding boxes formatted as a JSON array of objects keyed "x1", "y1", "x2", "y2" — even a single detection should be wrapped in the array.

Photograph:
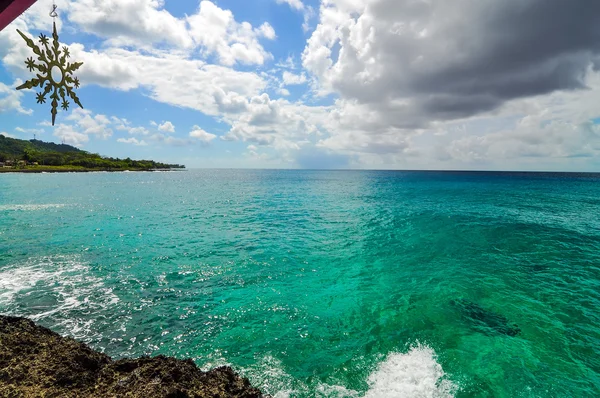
[{"x1": 365, "y1": 344, "x2": 456, "y2": 398}]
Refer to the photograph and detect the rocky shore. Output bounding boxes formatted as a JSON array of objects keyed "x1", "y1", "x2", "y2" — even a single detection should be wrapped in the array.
[{"x1": 0, "y1": 316, "x2": 264, "y2": 397}]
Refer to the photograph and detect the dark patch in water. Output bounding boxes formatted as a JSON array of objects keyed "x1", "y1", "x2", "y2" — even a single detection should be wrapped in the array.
[
  {"x1": 451, "y1": 299, "x2": 521, "y2": 337},
  {"x1": 531, "y1": 263, "x2": 549, "y2": 272},
  {"x1": 520, "y1": 259, "x2": 549, "y2": 273}
]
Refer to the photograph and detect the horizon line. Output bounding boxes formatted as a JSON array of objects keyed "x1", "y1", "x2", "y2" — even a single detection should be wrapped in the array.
[{"x1": 181, "y1": 168, "x2": 600, "y2": 174}]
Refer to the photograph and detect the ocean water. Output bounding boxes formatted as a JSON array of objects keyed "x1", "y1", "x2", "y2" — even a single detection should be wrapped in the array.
[{"x1": 0, "y1": 170, "x2": 599, "y2": 397}]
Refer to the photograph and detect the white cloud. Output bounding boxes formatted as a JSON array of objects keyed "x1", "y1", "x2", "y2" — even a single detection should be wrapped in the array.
[
  {"x1": 256, "y1": 22, "x2": 276, "y2": 40},
  {"x1": 150, "y1": 133, "x2": 191, "y2": 147},
  {"x1": 15, "y1": 0, "x2": 66, "y2": 32},
  {"x1": 0, "y1": 2, "x2": 286, "y2": 157},
  {"x1": 127, "y1": 127, "x2": 150, "y2": 135},
  {"x1": 117, "y1": 137, "x2": 148, "y2": 146},
  {"x1": 0, "y1": 81, "x2": 32, "y2": 115},
  {"x1": 276, "y1": 0, "x2": 304, "y2": 11},
  {"x1": 158, "y1": 121, "x2": 175, "y2": 133},
  {"x1": 276, "y1": 55, "x2": 297, "y2": 69},
  {"x1": 302, "y1": 5, "x2": 316, "y2": 33},
  {"x1": 53, "y1": 124, "x2": 89, "y2": 147},
  {"x1": 3, "y1": 0, "x2": 600, "y2": 171},
  {"x1": 64, "y1": 45, "x2": 267, "y2": 116},
  {"x1": 112, "y1": 117, "x2": 150, "y2": 135},
  {"x1": 282, "y1": 71, "x2": 307, "y2": 85},
  {"x1": 437, "y1": 78, "x2": 600, "y2": 167},
  {"x1": 189, "y1": 125, "x2": 217, "y2": 144},
  {"x1": 221, "y1": 93, "x2": 329, "y2": 159},
  {"x1": 67, "y1": 0, "x2": 192, "y2": 49},
  {"x1": 2, "y1": 1, "x2": 276, "y2": 88},
  {"x1": 65, "y1": 0, "x2": 276, "y2": 65},
  {"x1": 187, "y1": 1, "x2": 274, "y2": 66},
  {"x1": 444, "y1": 120, "x2": 600, "y2": 166},
  {"x1": 49, "y1": 109, "x2": 151, "y2": 147},
  {"x1": 65, "y1": 109, "x2": 113, "y2": 139}
]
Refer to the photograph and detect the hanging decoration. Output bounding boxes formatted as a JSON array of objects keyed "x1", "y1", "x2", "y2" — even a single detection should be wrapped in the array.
[{"x1": 15, "y1": 3, "x2": 83, "y2": 126}]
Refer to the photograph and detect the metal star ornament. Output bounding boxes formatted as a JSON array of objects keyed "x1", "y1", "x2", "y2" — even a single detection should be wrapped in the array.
[{"x1": 15, "y1": 21, "x2": 83, "y2": 126}]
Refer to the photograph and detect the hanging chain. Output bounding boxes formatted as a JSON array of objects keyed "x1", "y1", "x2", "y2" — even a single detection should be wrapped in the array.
[{"x1": 49, "y1": 2, "x2": 58, "y2": 18}]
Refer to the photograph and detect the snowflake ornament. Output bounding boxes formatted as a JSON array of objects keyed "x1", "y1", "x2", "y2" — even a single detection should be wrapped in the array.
[{"x1": 16, "y1": 21, "x2": 83, "y2": 126}]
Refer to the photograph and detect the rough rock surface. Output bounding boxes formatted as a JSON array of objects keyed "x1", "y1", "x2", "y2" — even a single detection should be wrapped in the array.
[{"x1": 0, "y1": 315, "x2": 264, "y2": 397}]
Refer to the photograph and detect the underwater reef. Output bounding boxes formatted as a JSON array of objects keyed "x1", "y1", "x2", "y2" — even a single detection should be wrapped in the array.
[
  {"x1": 0, "y1": 315, "x2": 263, "y2": 397},
  {"x1": 451, "y1": 298, "x2": 521, "y2": 337}
]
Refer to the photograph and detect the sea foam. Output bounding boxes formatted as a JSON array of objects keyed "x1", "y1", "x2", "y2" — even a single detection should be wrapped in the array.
[
  {"x1": 0, "y1": 255, "x2": 119, "y2": 341},
  {"x1": 245, "y1": 345, "x2": 456, "y2": 398},
  {"x1": 364, "y1": 344, "x2": 456, "y2": 398},
  {"x1": 0, "y1": 203, "x2": 66, "y2": 211}
]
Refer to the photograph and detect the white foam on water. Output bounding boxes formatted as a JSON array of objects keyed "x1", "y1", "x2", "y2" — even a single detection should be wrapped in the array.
[
  {"x1": 245, "y1": 344, "x2": 456, "y2": 398},
  {"x1": 0, "y1": 255, "x2": 456, "y2": 397},
  {"x1": 0, "y1": 203, "x2": 66, "y2": 211},
  {"x1": 0, "y1": 255, "x2": 119, "y2": 341},
  {"x1": 0, "y1": 265, "x2": 55, "y2": 304},
  {"x1": 315, "y1": 383, "x2": 360, "y2": 397},
  {"x1": 364, "y1": 344, "x2": 457, "y2": 398},
  {"x1": 0, "y1": 255, "x2": 85, "y2": 304},
  {"x1": 240, "y1": 355, "x2": 300, "y2": 398}
]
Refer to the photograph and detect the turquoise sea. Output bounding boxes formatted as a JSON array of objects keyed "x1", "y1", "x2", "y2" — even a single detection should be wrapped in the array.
[{"x1": 0, "y1": 170, "x2": 599, "y2": 397}]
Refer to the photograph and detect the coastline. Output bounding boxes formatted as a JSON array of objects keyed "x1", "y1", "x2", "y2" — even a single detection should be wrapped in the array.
[
  {"x1": 0, "y1": 315, "x2": 264, "y2": 397},
  {"x1": 0, "y1": 167, "x2": 185, "y2": 173}
]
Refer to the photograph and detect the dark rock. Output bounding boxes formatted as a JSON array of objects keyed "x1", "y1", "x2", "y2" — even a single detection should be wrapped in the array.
[{"x1": 0, "y1": 315, "x2": 265, "y2": 397}]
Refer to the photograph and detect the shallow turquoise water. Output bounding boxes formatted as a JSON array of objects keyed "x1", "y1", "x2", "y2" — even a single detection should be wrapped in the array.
[{"x1": 0, "y1": 170, "x2": 599, "y2": 397}]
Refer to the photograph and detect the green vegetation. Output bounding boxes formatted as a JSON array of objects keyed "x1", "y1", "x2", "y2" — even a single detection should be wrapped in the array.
[{"x1": 0, "y1": 135, "x2": 184, "y2": 171}]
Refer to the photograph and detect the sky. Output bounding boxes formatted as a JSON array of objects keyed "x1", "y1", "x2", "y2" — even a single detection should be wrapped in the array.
[{"x1": 1, "y1": 0, "x2": 600, "y2": 171}]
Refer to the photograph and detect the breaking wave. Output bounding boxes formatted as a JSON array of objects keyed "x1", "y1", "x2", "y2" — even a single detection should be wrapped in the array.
[
  {"x1": 242, "y1": 344, "x2": 456, "y2": 398},
  {"x1": 364, "y1": 345, "x2": 456, "y2": 398}
]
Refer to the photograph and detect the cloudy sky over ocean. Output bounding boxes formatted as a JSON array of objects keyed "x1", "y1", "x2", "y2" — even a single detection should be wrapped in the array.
[{"x1": 1, "y1": 0, "x2": 600, "y2": 170}]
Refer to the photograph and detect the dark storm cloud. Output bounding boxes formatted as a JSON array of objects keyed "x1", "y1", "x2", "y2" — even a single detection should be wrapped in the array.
[
  {"x1": 411, "y1": 0, "x2": 600, "y2": 96},
  {"x1": 327, "y1": 0, "x2": 600, "y2": 125}
]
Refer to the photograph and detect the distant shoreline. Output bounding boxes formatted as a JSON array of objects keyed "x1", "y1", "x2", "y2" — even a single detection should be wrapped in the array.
[
  {"x1": 0, "y1": 168, "x2": 184, "y2": 173},
  {"x1": 1, "y1": 136, "x2": 185, "y2": 171}
]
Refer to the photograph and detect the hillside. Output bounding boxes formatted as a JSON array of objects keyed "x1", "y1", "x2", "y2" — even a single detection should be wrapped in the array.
[{"x1": 0, "y1": 134, "x2": 184, "y2": 170}]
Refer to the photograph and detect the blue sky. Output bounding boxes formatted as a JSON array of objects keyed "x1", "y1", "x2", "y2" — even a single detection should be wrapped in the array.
[{"x1": 1, "y1": 0, "x2": 600, "y2": 171}]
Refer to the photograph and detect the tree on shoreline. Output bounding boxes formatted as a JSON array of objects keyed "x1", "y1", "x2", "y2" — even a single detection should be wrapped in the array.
[{"x1": 0, "y1": 135, "x2": 184, "y2": 170}]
